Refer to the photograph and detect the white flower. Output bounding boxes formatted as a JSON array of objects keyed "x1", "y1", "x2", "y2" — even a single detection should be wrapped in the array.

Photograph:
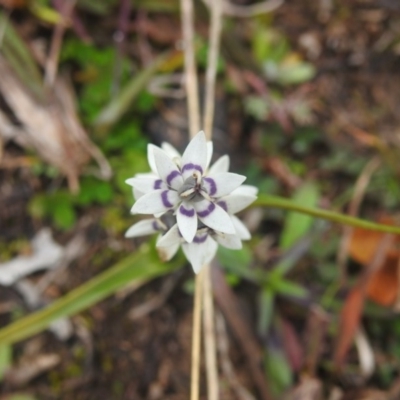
[
  {"x1": 126, "y1": 131, "x2": 246, "y2": 243},
  {"x1": 125, "y1": 131, "x2": 258, "y2": 274}
]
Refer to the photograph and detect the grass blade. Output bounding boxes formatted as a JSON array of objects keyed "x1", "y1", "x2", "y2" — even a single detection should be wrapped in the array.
[{"x1": 0, "y1": 244, "x2": 182, "y2": 345}]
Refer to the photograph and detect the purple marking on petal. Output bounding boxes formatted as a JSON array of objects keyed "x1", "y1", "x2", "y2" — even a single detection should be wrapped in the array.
[
  {"x1": 166, "y1": 170, "x2": 181, "y2": 186},
  {"x1": 182, "y1": 163, "x2": 203, "y2": 174},
  {"x1": 154, "y1": 179, "x2": 163, "y2": 189},
  {"x1": 197, "y1": 202, "x2": 215, "y2": 218},
  {"x1": 203, "y1": 177, "x2": 217, "y2": 196},
  {"x1": 193, "y1": 234, "x2": 208, "y2": 243},
  {"x1": 152, "y1": 220, "x2": 159, "y2": 231},
  {"x1": 217, "y1": 200, "x2": 227, "y2": 211},
  {"x1": 161, "y1": 190, "x2": 174, "y2": 208},
  {"x1": 179, "y1": 205, "x2": 195, "y2": 217}
]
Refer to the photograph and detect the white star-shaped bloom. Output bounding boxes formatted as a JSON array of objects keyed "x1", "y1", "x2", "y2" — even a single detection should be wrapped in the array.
[{"x1": 126, "y1": 131, "x2": 246, "y2": 243}]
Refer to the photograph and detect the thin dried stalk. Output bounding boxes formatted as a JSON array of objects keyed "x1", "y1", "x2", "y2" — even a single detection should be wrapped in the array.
[
  {"x1": 180, "y1": 0, "x2": 200, "y2": 138},
  {"x1": 202, "y1": 0, "x2": 283, "y2": 17},
  {"x1": 191, "y1": 268, "x2": 204, "y2": 400},
  {"x1": 203, "y1": 0, "x2": 223, "y2": 140},
  {"x1": 202, "y1": 1, "x2": 223, "y2": 398},
  {"x1": 337, "y1": 156, "x2": 381, "y2": 283},
  {"x1": 45, "y1": 0, "x2": 77, "y2": 87},
  {"x1": 180, "y1": 1, "x2": 203, "y2": 399},
  {"x1": 203, "y1": 263, "x2": 219, "y2": 400}
]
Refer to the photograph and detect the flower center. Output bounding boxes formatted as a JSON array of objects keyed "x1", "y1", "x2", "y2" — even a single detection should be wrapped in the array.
[{"x1": 178, "y1": 172, "x2": 205, "y2": 202}]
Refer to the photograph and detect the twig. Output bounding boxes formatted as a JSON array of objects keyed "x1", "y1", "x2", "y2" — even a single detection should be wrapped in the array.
[
  {"x1": 191, "y1": 268, "x2": 204, "y2": 400},
  {"x1": 202, "y1": 0, "x2": 283, "y2": 17},
  {"x1": 112, "y1": 0, "x2": 132, "y2": 96},
  {"x1": 337, "y1": 156, "x2": 381, "y2": 284},
  {"x1": 45, "y1": 0, "x2": 77, "y2": 88},
  {"x1": 202, "y1": 1, "x2": 224, "y2": 398},
  {"x1": 216, "y1": 311, "x2": 256, "y2": 400},
  {"x1": 203, "y1": 263, "x2": 219, "y2": 400},
  {"x1": 212, "y1": 263, "x2": 273, "y2": 400},
  {"x1": 203, "y1": 0, "x2": 223, "y2": 140},
  {"x1": 180, "y1": 0, "x2": 200, "y2": 138}
]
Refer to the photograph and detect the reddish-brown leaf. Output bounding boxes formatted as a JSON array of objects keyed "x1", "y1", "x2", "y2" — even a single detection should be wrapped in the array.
[
  {"x1": 334, "y1": 286, "x2": 365, "y2": 368},
  {"x1": 366, "y1": 258, "x2": 399, "y2": 306}
]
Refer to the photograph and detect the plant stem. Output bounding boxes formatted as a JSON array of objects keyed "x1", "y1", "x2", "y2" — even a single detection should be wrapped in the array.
[
  {"x1": 255, "y1": 194, "x2": 400, "y2": 235},
  {"x1": 180, "y1": 0, "x2": 200, "y2": 138},
  {"x1": 180, "y1": 1, "x2": 203, "y2": 399},
  {"x1": 202, "y1": 1, "x2": 223, "y2": 398},
  {"x1": 203, "y1": 0, "x2": 223, "y2": 141},
  {"x1": 191, "y1": 268, "x2": 204, "y2": 400},
  {"x1": 203, "y1": 263, "x2": 219, "y2": 400}
]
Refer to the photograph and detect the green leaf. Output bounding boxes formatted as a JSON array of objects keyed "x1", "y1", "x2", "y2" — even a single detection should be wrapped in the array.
[
  {"x1": 2, "y1": 395, "x2": 37, "y2": 400},
  {"x1": 264, "y1": 347, "x2": 292, "y2": 395},
  {"x1": 75, "y1": 178, "x2": 113, "y2": 206},
  {"x1": 52, "y1": 201, "x2": 76, "y2": 230},
  {"x1": 0, "y1": 343, "x2": 11, "y2": 381},
  {"x1": 29, "y1": 3, "x2": 62, "y2": 24},
  {"x1": 267, "y1": 276, "x2": 308, "y2": 298},
  {"x1": 94, "y1": 52, "x2": 171, "y2": 130},
  {"x1": 217, "y1": 245, "x2": 254, "y2": 280},
  {"x1": 258, "y1": 288, "x2": 274, "y2": 335},
  {"x1": 0, "y1": 245, "x2": 182, "y2": 345},
  {"x1": 280, "y1": 182, "x2": 319, "y2": 250}
]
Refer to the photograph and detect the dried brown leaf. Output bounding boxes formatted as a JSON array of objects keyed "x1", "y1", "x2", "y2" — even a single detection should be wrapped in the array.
[{"x1": 334, "y1": 287, "x2": 365, "y2": 368}]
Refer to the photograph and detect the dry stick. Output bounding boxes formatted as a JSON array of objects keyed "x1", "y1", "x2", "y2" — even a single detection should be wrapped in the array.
[
  {"x1": 337, "y1": 156, "x2": 381, "y2": 284},
  {"x1": 180, "y1": 0, "x2": 200, "y2": 138},
  {"x1": 201, "y1": 0, "x2": 283, "y2": 17},
  {"x1": 202, "y1": 0, "x2": 223, "y2": 399},
  {"x1": 203, "y1": 0, "x2": 223, "y2": 141},
  {"x1": 45, "y1": 0, "x2": 77, "y2": 87},
  {"x1": 191, "y1": 267, "x2": 204, "y2": 400},
  {"x1": 180, "y1": 1, "x2": 202, "y2": 399}
]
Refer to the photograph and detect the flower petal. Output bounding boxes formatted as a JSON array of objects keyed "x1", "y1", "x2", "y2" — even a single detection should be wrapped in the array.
[
  {"x1": 125, "y1": 219, "x2": 159, "y2": 238},
  {"x1": 156, "y1": 230, "x2": 181, "y2": 261},
  {"x1": 177, "y1": 202, "x2": 198, "y2": 243},
  {"x1": 231, "y1": 215, "x2": 251, "y2": 240},
  {"x1": 162, "y1": 142, "x2": 182, "y2": 165},
  {"x1": 202, "y1": 172, "x2": 246, "y2": 198},
  {"x1": 182, "y1": 235, "x2": 218, "y2": 274},
  {"x1": 131, "y1": 189, "x2": 179, "y2": 214},
  {"x1": 126, "y1": 177, "x2": 167, "y2": 193},
  {"x1": 157, "y1": 224, "x2": 181, "y2": 247},
  {"x1": 152, "y1": 147, "x2": 184, "y2": 190},
  {"x1": 194, "y1": 199, "x2": 235, "y2": 234},
  {"x1": 214, "y1": 232, "x2": 242, "y2": 249},
  {"x1": 147, "y1": 144, "x2": 159, "y2": 174},
  {"x1": 217, "y1": 194, "x2": 257, "y2": 214},
  {"x1": 133, "y1": 187, "x2": 144, "y2": 200},
  {"x1": 208, "y1": 155, "x2": 230, "y2": 174},
  {"x1": 231, "y1": 184, "x2": 258, "y2": 197},
  {"x1": 206, "y1": 141, "x2": 213, "y2": 170},
  {"x1": 157, "y1": 241, "x2": 180, "y2": 262},
  {"x1": 181, "y1": 131, "x2": 208, "y2": 179}
]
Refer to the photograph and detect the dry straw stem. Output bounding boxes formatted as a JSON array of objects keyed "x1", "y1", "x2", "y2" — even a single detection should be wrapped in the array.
[
  {"x1": 45, "y1": 0, "x2": 77, "y2": 87},
  {"x1": 180, "y1": 1, "x2": 203, "y2": 399},
  {"x1": 201, "y1": 0, "x2": 283, "y2": 17},
  {"x1": 202, "y1": 0, "x2": 224, "y2": 399},
  {"x1": 191, "y1": 267, "x2": 204, "y2": 400},
  {"x1": 180, "y1": 0, "x2": 200, "y2": 138},
  {"x1": 203, "y1": 0, "x2": 223, "y2": 141},
  {"x1": 337, "y1": 156, "x2": 381, "y2": 283},
  {"x1": 203, "y1": 263, "x2": 219, "y2": 400}
]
